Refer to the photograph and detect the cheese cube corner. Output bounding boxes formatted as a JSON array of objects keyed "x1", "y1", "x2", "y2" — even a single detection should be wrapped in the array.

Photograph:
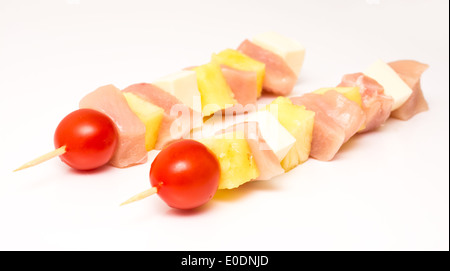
[{"x1": 252, "y1": 31, "x2": 305, "y2": 77}]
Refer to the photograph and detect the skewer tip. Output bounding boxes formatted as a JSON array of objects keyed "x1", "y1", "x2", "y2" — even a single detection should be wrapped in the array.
[
  {"x1": 13, "y1": 145, "x2": 66, "y2": 172},
  {"x1": 120, "y1": 187, "x2": 158, "y2": 206}
]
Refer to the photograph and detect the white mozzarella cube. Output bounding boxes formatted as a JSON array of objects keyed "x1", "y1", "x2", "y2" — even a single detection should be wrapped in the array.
[
  {"x1": 252, "y1": 31, "x2": 305, "y2": 77},
  {"x1": 245, "y1": 110, "x2": 296, "y2": 161},
  {"x1": 364, "y1": 59, "x2": 413, "y2": 110},
  {"x1": 153, "y1": 70, "x2": 202, "y2": 113}
]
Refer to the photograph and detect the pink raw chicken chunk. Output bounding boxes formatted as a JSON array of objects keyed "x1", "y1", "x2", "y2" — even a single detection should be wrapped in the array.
[
  {"x1": 291, "y1": 91, "x2": 365, "y2": 161},
  {"x1": 388, "y1": 60, "x2": 429, "y2": 120},
  {"x1": 79, "y1": 85, "x2": 147, "y2": 168},
  {"x1": 221, "y1": 122, "x2": 285, "y2": 181},
  {"x1": 338, "y1": 73, "x2": 394, "y2": 132},
  {"x1": 237, "y1": 39, "x2": 297, "y2": 96},
  {"x1": 293, "y1": 91, "x2": 365, "y2": 142},
  {"x1": 122, "y1": 83, "x2": 197, "y2": 150},
  {"x1": 221, "y1": 65, "x2": 258, "y2": 112},
  {"x1": 306, "y1": 114, "x2": 345, "y2": 162}
]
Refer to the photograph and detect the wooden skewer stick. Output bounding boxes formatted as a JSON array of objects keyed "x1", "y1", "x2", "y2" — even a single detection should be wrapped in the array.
[
  {"x1": 120, "y1": 186, "x2": 158, "y2": 206},
  {"x1": 13, "y1": 145, "x2": 67, "y2": 172}
]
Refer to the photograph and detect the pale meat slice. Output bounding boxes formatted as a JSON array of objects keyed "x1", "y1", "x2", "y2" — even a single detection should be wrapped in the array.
[
  {"x1": 292, "y1": 91, "x2": 365, "y2": 142},
  {"x1": 220, "y1": 65, "x2": 258, "y2": 107},
  {"x1": 221, "y1": 122, "x2": 285, "y2": 180},
  {"x1": 338, "y1": 73, "x2": 394, "y2": 132},
  {"x1": 122, "y1": 83, "x2": 198, "y2": 150},
  {"x1": 291, "y1": 93, "x2": 352, "y2": 162},
  {"x1": 237, "y1": 39, "x2": 297, "y2": 96},
  {"x1": 79, "y1": 85, "x2": 147, "y2": 168},
  {"x1": 307, "y1": 114, "x2": 345, "y2": 161},
  {"x1": 388, "y1": 60, "x2": 429, "y2": 120}
]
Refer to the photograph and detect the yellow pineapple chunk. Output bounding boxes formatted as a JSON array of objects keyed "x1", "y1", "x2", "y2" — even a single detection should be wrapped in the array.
[
  {"x1": 199, "y1": 132, "x2": 259, "y2": 189},
  {"x1": 211, "y1": 49, "x2": 265, "y2": 97},
  {"x1": 195, "y1": 63, "x2": 237, "y2": 117},
  {"x1": 123, "y1": 92, "x2": 164, "y2": 151},
  {"x1": 264, "y1": 97, "x2": 315, "y2": 171},
  {"x1": 313, "y1": 87, "x2": 362, "y2": 107}
]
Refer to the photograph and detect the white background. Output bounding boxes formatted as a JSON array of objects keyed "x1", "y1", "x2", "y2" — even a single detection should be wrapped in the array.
[{"x1": 0, "y1": 0, "x2": 448, "y2": 250}]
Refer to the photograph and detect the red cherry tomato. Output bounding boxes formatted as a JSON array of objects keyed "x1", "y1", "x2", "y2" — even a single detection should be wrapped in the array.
[
  {"x1": 150, "y1": 139, "x2": 220, "y2": 210},
  {"x1": 54, "y1": 109, "x2": 118, "y2": 170}
]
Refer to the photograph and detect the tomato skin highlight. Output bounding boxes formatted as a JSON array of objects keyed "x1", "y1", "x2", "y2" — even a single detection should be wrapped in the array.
[
  {"x1": 150, "y1": 140, "x2": 220, "y2": 210},
  {"x1": 54, "y1": 109, "x2": 118, "y2": 170}
]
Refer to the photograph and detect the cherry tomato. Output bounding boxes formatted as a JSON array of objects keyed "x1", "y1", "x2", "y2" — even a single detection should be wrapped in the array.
[
  {"x1": 54, "y1": 109, "x2": 118, "y2": 170},
  {"x1": 150, "y1": 139, "x2": 220, "y2": 210}
]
